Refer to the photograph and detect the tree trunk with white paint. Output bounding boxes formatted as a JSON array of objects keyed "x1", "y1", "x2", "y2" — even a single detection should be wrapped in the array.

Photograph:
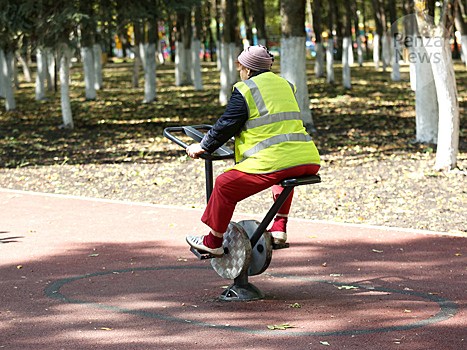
[
  {"x1": 229, "y1": 42, "x2": 237, "y2": 85},
  {"x1": 357, "y1": 36, "x2": 364, "y2": 66},
  {"x1": 0, "y1": 50, "x2": 4, "y2": 98},
  {"x1": 1, "y1": 50, "x2": 16, "y2": 111},
  {"x1": 46, "y1": 48, "x2": 55, "y2": 92},
  {"x1": 93, "y1": 43, "x2": 103, "y2": 90},
  {"x1": 175, "y1": 41, "x2": 185, "y2": 86},
  {"x1": 314, "y1": 42, "x2": 325, "y2": 77},
  {"x1": 35, "y1": 48, "x2": 47, "y2": 100},
  {"x1": 373, "y1": 34, "x2": 380, "y2": 68},
  {"x1": 415, "y1": 0, "x2": 460, "y2": 170},
  {"x1": 16, "y1": 53, "x2": 32, "y2": 83},
  {"x1": 59, "y1": 45, "x2": 73, "y2": 129},
  {"x1": 81, "y1": 46, "x2": 96, "y2": 100},
  {"x1": 381, "y1": 34, "x2": 390, "y2": 72},
  {"x1": 326, "y1": 38, "x2": 335, "y2": 83},
  {"x1": 391, "y1": 37, "x2": 401, "y2": 81},
  {"x1": 461, "y1": 35, "x2": 467, "y2": 63},
  {"x1": 414, "y1": 36, "x2": 438, "y2": 144},
  {"x1": 342, "y1": 37, "x2": 352, "y2": 89},
  {"x1": 219, "y1": 42, "x2": 231, "y2": 105},
  {"x1": 281, "y1": 37, "x2": 314, "y2": 129},
  {"x1": 142, "y1": 42, "x2": 157, "y2": 103},
  {"x1": 192, "y1": 39, "x2": 203, "y2": 90},
  {"x1": 426, "y1": 37, "x2": 460, "y2": 170}
]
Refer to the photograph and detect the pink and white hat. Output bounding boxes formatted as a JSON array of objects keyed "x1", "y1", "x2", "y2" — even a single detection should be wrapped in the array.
[{"x1": 237, "y1": 45, "x2": 274, "y2": 71}]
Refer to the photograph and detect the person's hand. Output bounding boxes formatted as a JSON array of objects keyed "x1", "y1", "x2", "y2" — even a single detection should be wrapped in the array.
[{"x1": 186, "y1": 143, "x2": 206, "y2": 159}]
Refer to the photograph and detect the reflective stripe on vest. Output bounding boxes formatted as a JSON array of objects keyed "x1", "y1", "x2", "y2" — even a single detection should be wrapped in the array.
[
  {"x1": 239, "y1": 78, "x2": 304, "y2": 132},
  {"x1": 239, "y1": 132, "x2": 313, "y2": 163}
]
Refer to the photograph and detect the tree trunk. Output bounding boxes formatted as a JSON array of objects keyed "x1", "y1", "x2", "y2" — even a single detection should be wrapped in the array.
[
  {"x1": 353, "y1": 0, "x2": 363, "y2": 66},
  {"x1": 229, "y1": 0, "x2": 239, "y2": 86},
  {"x1": 327, "y1": 0, "x2": 335, "y2": 84},
  {"x1": 81, "y1": 45, "x2": 96, "y2": 100},
  {"x1": 382, "y1": 34, "x2": 390, "y2": 71},
  {"x1": 46, "y1": 48, "x2": 55, "y2": 92},
  {"x1": 35, "y1": 48, "x2": 47, "y2": 101},
  {"x1": 372, "y1": 0, "x2": 384, "y2": 68},
  {"x1": 0, "y1": 50, "x2": 4, "y2": 98},
  {"x1": 215, "y1": 0, "x2": 222, "y2": 69},
  {"x1": 132, "y1": 22, "x2": 143, "y2": 88},
  {"x1": 242, "y1": 0, "x2": 254, "y2": 46},
  {"x1": 1, "y1": 50, "x2": 16, "y2": 111},
  {"x1": 313, "y1": 0, "x2": 325, "y2": 78},
  {"x1": 93, "y1": 43, "x2": 103, "y2": 90},
  {"x1": 193, "y1": 5, "x2": 204, "y2": 90},
  {"x1": 414, "y1": 36, "x2": 438, "y2": 144},
  {"x1": 254, "y1": 0, "x2": 267, "y2": 46},
  {"x1": 415, "y1": 0, "x2": 460, "y2": 170},
  {"x1": 219, "y1": 0, "x2": 232, "y2": 105},
  {"x1": 281, "y1": 0, "x2": 314, "y2": 131},
  {"x1": 455, "y1": 2, "x2": 467, "y2": 68},
  {"x1": 343, "y1": 0, "x2": 352, "y2": 89},
  {"x1": 143, "y1": 21, "x2": 158, "y2": 103},
  {"x1": 59, "y1": 44, "x2": 73, "y2": 129},
  {"x1": 16, "y1": 52, "x2": 32, "y2": 82}
]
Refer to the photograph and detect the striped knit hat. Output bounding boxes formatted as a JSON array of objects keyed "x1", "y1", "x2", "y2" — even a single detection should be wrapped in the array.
[{"x1": 237, "y1": 45, "x2": 274, "y2": 71}]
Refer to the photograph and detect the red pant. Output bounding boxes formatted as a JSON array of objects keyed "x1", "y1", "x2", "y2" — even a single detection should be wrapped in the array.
[{"x1": 201, "y1": 164, "x2": 320, "y2": 233}]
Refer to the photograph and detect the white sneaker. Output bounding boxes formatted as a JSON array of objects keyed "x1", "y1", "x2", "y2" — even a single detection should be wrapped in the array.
[
  {"x1": 269, "y1": 231, "x2": 287, "y2": 244},
  {"x1": 186, "y1": 235, "x2": 224, "y2": 257}
]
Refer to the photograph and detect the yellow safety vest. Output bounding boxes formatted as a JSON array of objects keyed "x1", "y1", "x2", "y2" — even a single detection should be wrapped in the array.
[{"x1": 229, "y1": 72, "x2": 320, "y2": 174}]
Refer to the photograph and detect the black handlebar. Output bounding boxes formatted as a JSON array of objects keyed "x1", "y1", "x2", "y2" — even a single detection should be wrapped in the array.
[{"x1": 163, "y1": 124, "x2": 234, "y2": 161}]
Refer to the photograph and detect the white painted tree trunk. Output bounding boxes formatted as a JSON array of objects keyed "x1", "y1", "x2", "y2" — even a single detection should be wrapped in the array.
[
  {"x1": 326, "y1": 38, "x2": 335, "y2": 84},
  {"x1": 46, "y1": 49, "x2": 54, "y2": 91},
  {"x1": 409, "y1": 34, "x2": 417, "y2": 91},
  {"x1": 0, "y1": 49, "x2": 4, "y2": 98},
  {"x1": 93, "y1": 43, "x2": 103, "y2": 90},
  {"x1": 281, "y1": 36, "x2": 314, "y2": 129},
  {"x1": 357, "y1": 35, "x2": 364, "y2": 66},
  {"x1": 1, "y1": 50, "x2": 16, "y2": 111},
  {"x1": 184, "y1": 45, "x2": 193, "y2": 86},
  {"x1": 219, "y1": 41, "x2": 231, "y2": 105},
  {"x1": 192, "y1": 39, "x2": 203, "y2": 90},
  {"x1": 314, "y1": 42, "x2": 325, "y2": 78},
  {"x1": 414, "y1": 36, "x2": 438, "y2": 144},
  {"x1": 342, "y1": 37, "x2": 352, "y2": 89},
  {"x1": 216, "y1": 40, "x2": 221, "y2": 70},
  {"x1": 81, "y1": 46, "x2": 96, "y2": 100},
  {"x1": 425, "y1": 37, "x2": 460, "y2": 171},
  {"x1": 381, "y1": 34, "x2": 390, "y2": 72},
  {"x1": 461, "y1": 35, "x2": 467, "y2": 67},
  {"x1": 132, "y1": 43, "x2": 141, "y2": 88},
  {"x1": 373, "y1": 34, "x2": 380, "y2": 68},
  {"x1": 229, "y1": 42, "x2": 237, "y2": 85},
  {"x1": 143, "y1": 42, "x2": 157, "y2": 103},
  {"x1": 59, "y1": 45, "x2": 73, "y2": 129},
  {"x1": 175, "y1": 41, "x2": 185, "y2": 86},
  {"x1": 12, "y1": 55, "x2": 19, "y2": 90},
  {"x1": 391, "y1": 37, "x2": 401, "y2": 81},
  {"x1": 35, "y1": 48, "x2": 47, "y2": 101},
  {"x1": 157, "y1": 40, "x2": 165, "y2": 65},
  {"x1": 348, "y1": 40, "x2": 354, "y2": 66}
]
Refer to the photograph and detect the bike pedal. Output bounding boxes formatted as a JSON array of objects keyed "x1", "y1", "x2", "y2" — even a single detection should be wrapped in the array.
[
  {"x1": 190, "y1": 247, "x2": 215, "y2": 260},
  {"x1": 272, "y1": 242, "x2": 290, "y2": 250}
]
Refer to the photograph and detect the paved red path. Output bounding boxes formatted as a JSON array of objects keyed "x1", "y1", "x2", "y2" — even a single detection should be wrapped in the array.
[{"x1": 1, "y1": 189, "x2": 466, "y2": 349}]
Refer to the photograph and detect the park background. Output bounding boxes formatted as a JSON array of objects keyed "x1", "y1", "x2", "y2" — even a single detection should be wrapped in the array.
[{"x1": 0, "y1": 0, "x2": 465, "y2": 235}]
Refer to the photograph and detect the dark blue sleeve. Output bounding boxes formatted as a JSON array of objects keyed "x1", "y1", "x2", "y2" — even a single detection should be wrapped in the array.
[{"x1": 200, "y1": 88, "x2": 248, "y2": 153}]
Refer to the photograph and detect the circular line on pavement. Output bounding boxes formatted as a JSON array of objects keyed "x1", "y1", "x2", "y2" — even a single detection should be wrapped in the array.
[{"x1": 44, "y1": 266, "x2": 458, "y2": 337}]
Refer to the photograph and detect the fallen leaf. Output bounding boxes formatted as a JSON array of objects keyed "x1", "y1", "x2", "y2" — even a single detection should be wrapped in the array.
[
  {"x1": 89, "y1": 254, "x2": 99, "y2": 257},
  {"x1": 372, "y1": 249, "x2": 384, "y2": 253},
  {"x1": 320, "y1": 341, "x2": 331, "y2": 345},
  {"x1": 336, "y1": 285, "x2": 358, "y2": 290}
]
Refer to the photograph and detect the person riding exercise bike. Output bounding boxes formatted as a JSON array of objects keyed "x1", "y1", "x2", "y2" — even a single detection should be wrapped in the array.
[{"x1": 185, "y1": 45, "x2": 321, "y2": 257}]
